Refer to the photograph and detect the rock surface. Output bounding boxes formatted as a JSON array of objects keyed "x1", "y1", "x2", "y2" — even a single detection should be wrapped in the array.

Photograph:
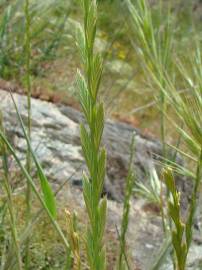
[
  {"x1": 0, "y1": 88, "x2": 176, "y2": 200},
  {"x1": 0, "y1": 89, "x2": 201, "y2": 269}
]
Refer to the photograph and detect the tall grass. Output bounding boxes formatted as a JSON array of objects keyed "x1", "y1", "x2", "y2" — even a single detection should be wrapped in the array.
[
  {"x1": 24, "y1": 0, "x2": 32, "y2": 268},
  {"x1": 0, "y1": 113, "x2": 22, "y2": 270},
  {"x1": 125, "y1": 0, "x2": 174, "y2": 158},
  {"x1": 76, "y1": 0, "x2": 107, "y2": 269}
]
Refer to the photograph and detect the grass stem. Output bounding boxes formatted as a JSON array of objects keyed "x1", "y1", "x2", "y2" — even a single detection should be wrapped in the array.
[
  {"x1": 24, "y1": 0, "x2": 32, "y2": 268},
  {"x1": 0, "y1": 115, "x2": 23, "y2": 270}
]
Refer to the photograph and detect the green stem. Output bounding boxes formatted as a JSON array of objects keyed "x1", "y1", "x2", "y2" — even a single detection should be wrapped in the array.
[
  {"x1": 24, "y1": 0, "x2": 32, "y2": 268},
  {"x1": 159, "y1": 178, "x2": 167, "y2": 234},
  {"x1": 0, "y1": 121, "x2": 22, "y2": 270},
  {"x1": 160, "y1": 91, "x2": 166, "y2": 157},
  {"x1": 186, "y1": 148, "x2": 202, "y2": 251},
  {"x1": 3, "y1": 183, "x2": 23, "y2": 270}
]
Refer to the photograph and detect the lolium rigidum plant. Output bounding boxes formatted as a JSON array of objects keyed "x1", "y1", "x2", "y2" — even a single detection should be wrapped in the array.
[
  {"x1": 163, "y1": 168, "x2": 187, "y2": 270},
  {"x1": 76, "y1": 0, "x2": 107, "y2": 269}
]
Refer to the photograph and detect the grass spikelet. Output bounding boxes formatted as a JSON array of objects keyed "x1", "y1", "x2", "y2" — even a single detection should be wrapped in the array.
[{"x1": 66, "y1": 210, "x2": 81, "y2": 270}]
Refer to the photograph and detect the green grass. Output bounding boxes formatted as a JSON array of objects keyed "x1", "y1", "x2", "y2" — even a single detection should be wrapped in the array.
[{"x1": 76, "y1": 1, "x2": 107, "y2": 269}]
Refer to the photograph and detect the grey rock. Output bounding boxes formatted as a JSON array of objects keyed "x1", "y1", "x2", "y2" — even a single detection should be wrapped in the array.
[{"x1": 0, "y1": 89, "x2": 186, "y2": 201}]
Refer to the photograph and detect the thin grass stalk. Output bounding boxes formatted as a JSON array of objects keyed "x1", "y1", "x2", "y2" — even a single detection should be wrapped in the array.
[
  {"x1": 185, "y1": 148, "x2": 202, "y2": 250},
  {"x1": 0, "y1": 202, "x2": 8, "y2": 270},
  {"x1": 160, "y1": 89, "x2": 166, "y2": 159},
  {"x1": 118, "y1": 133, "x2": 135, "y2": 270},
  {"x1": 76, "y1": 1, "x2": 107, "y2": 269},
  {"x1": 0, "y1": 114, "x2": 22, "y2": 270},
  {"x1": 24, "y1": 0, "x2": 32, "y2": 268},
  {"x1": 159, "y1": 176, "x2": 167, "y2": 233}
]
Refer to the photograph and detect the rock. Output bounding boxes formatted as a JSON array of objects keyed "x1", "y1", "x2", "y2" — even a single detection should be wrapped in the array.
[{"x1": 0, "y1": 89, "x2": 185, "y2": 201}]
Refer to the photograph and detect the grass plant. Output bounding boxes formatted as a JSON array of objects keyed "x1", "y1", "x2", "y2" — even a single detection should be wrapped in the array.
[{"x1": 76, "y1": 0, "x2": 107, "y2": 269}]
